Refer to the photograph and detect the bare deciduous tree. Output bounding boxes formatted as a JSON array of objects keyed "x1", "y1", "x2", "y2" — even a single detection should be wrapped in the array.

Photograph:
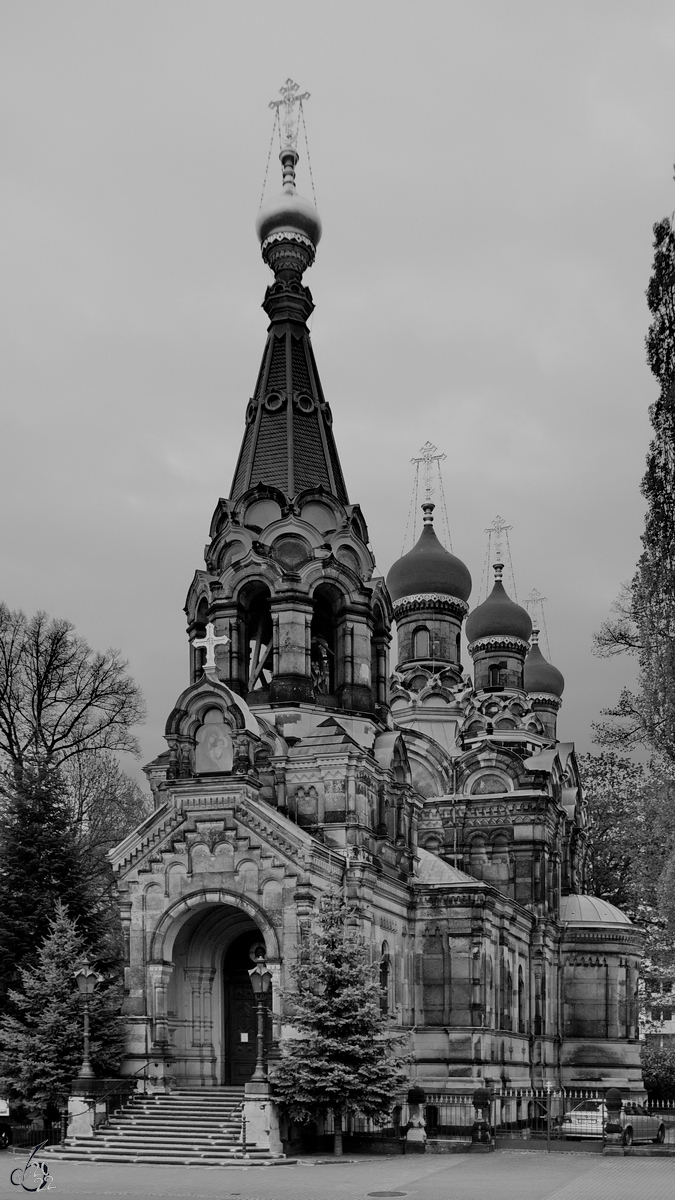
[{"x1": 0, "y1": 605, "x2": 145, "y2": 784}]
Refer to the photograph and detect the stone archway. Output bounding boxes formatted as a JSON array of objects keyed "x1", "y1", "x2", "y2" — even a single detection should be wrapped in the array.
[{"x1": 150, "y1": 891, "x2": 280, "y2": 1088}]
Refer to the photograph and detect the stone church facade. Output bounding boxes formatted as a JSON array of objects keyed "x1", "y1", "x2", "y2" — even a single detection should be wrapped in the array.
[{"x1": 111, "y1": 123, "x2": 644, "y2": 1099}]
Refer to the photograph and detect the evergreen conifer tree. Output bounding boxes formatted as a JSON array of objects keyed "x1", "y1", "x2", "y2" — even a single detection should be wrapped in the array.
[
  {"x1": 0, "y1": 903, "x2": 124, "y2": 1115},
  {"x1": 0, "y1": 770, "x2": 102, "y2": 1006},
  {"x1": 271, "y1": 892, "x2": 411, "y2": 1156}
]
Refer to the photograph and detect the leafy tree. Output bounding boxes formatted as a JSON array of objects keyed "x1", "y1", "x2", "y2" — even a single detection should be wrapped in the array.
[
  {"x1": 271, "y1": 892, "x2": 411, "y2": 1156},
  {"x1": 641, "y1": 1041, "x2": 675, "y2": 1101},
  {"x1": 0, "y1": 903, "x2": 125, "y2": 1116},
  {"x1": 0, "y1": 604, "x2": 145, "y2": 787},
  {"x1": 594, "y1": 216, "x2": 675, "y2": 762},
  {"x1": 0, "y1": 770, "x2": 102, "y2": 1006},
  {"x1": 579, "y1": 752, "x2": 675, "y2": 913}
]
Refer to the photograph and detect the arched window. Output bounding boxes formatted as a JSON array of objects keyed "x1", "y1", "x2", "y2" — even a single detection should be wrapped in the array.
[
  {"x1": 413, "y1": 627, "x2": 430, "y2": 659},
  {"x1": 488, "y1": 661, "x2": 507, "y2": 688},
  {"x1": 380, "y1": 941, "x2": 391, "y2": 1015}
]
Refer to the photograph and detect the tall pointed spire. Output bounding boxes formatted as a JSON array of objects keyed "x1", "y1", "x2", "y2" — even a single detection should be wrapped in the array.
[{"x1": 230, "y1": 81, "x2": 347, "y2": 503}]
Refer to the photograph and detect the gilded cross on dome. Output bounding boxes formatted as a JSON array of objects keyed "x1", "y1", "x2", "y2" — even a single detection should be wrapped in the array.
[
  {"x1": 192, "y1": 622, "x2": 229, "y2": 670},
  {"x1": 269, "y1": 78, "x2": 310, "y2": 149}
]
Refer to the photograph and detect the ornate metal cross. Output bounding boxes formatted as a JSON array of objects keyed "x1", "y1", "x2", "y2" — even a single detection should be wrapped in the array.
[
  {"x1": 411, "y1": 441, "x2": 447, "y2": 505},
  {"x1": 485, "y1": 514, "x2": 512, "y2": 563},
  {"x1": 192, "y1": 622, "x2": 229, "y2": 669},
  {"x1": 269, "y1": 78, "x2": 310, "y2": 148}
]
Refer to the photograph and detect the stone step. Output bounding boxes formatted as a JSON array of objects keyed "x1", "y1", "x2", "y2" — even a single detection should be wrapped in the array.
[
  {"x1": 47, "y1": 1151, "x2": 279, "y2": 1165},
  {"x1": 57, "y1": 1084, "x2": 285, "y2": 1166},
  {"x1": 69, "y1": 1139, "x2": 242, "y2": 1152}
]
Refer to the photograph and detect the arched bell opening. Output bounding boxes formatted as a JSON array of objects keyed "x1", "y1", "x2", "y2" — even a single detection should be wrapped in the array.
[
  {"x1": 370, "y1": 603, "x2": 390, "y2": 714},
  {"x1": 190, "y1": 597, "x2": 209, "y2": 684},
  {"x1": 239, "y1": 582, "x2": 274, "y2": 703},
  {"x1": 310, "y1": 583, "x2": 340, "y2": 703},
  {"x1": 164, "y1": 902, "x2": 273, "y2": 1087}
]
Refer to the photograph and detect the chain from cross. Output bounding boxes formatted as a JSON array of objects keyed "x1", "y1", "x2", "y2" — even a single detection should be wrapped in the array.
[
  {"x1": 485, "y1": 514, "x2": 512, "y2": 563},
  {"x1": 269, "y1": 79, "x2": 310, "y2": 149},
  {"x1": 411, "y1": 441, "x2": 447, "y2": 505},
  {"x1": 192, "y1": 622, "x2": 230, "y2": 669}
]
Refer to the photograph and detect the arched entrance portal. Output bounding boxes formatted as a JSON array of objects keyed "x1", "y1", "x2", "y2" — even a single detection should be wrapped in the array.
[{"x1": 161, "y1": 900, "x2": 276, "y2": 1088}]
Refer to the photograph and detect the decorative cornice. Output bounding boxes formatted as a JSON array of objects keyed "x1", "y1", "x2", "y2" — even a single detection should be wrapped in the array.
[
  {"x1": 468, "y1": 635, "x2": 530, "y2": 657},
  {"x1": 528, "y1": 692, "x2": 563, "y2": 710},
  {"x1": 393, "y1": 593, "x2": 469, "y2": 619},
  {"x1": 261, "y1": 230, "x2": 316, "y2": 256}
]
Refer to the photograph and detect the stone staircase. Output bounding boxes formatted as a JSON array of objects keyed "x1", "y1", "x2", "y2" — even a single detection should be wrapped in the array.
[{"x1": 49, "y1": 1087, "x2": 283, "y2": 1166}]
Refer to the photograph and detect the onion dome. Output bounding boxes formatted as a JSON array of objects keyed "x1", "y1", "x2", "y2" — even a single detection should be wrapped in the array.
[
  {"x1": 524, "y1": 629, "x2": 565, "y2": 698},
  {"x1": 255, "y1": 146, "x2": 321, "y2": 277},
  {"x1": 386, "y1": 504, "x2": 472, "y2": 605},
  {"x1": 465, "y1": 563, "x2": 532, "y2": 645}
]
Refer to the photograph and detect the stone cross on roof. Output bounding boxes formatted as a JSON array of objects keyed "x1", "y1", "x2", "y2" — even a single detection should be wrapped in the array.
[{"x1": 192, "y1": 622, "x2": 229, "y2": 669}]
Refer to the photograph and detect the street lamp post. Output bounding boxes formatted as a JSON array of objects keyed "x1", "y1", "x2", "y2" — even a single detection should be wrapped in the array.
[
  {"x1": 248, "y1": 955, "x2": 272, "y2": 1084},
  {"x1": 73, "y1": 960, "x2": 100, "y2": 1080}
]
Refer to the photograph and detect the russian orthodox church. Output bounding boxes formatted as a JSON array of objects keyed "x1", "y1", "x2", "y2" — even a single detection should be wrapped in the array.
[{"x1": 111, "y1": 91, "x2": 644, "y2": 1100}]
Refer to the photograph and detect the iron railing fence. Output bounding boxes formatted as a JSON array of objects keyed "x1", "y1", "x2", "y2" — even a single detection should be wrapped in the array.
[
  {"x1": 490, "y1": 1087, "x2": 605, "y2": 1145},
  {"x1": 309, "y1": 1085, "x2": 672, "y2": 1147},
  {"x1": 7, "y1": 1121, "x2": 62, "y2": 1150}
]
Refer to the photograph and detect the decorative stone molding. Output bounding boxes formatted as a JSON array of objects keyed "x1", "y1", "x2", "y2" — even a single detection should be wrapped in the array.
[
  {"x1": 528, "y1": 692, "x2": 563, "y2": 710},
  {"x1": 261, "y1": 230, "x2": 316, "y2": 255},
  {"x1": 392, "y1": 593, "x2": 469, "y2": 618},
  {"x1": 468, "y1": 635, "x2": 530, "y2": 656}
]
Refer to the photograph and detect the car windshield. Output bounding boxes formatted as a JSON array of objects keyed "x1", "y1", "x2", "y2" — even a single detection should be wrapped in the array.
[{"x1": 571, "y1": 1102, "x2": 601, "y2": 1113}]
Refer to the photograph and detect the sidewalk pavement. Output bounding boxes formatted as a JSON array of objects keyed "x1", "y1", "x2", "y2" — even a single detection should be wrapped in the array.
[{"x1": 2, "y1": 1148, "x2": 674, "y2": 1200}]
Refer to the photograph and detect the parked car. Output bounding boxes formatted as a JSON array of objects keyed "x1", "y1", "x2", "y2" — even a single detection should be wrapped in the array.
[{"x1": 560, "y1": 1100, "x2": 666, "y2": 1145}]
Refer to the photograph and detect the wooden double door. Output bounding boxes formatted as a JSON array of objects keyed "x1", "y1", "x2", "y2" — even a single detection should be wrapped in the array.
[{"x1": 222, "y1": 932, "x2": 272, "y2": 1085}]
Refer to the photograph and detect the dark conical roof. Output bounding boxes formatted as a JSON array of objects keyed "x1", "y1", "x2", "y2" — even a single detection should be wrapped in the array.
[
  {"x1": 387, "y1": 507, "x2": 472, "y2": 604},
  {"x1": 229, "y1": 142, "x2": 348, "y2": 505},
  {"x1": 524, "y1": 632, "x2": 564, "y2": 697},
  {"x1": 465, "y1": 565, "x2": 532, "y2": 644}
]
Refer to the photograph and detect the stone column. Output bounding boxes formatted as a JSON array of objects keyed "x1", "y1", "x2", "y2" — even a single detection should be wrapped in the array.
[{"x1": 148, "y1": 962, "x2": 175, "y2": 1052}]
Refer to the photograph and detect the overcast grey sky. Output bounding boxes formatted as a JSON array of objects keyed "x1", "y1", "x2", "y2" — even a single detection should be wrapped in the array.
[{"x1": 1, "y1": 1, "x2": 674, "y2": 781}]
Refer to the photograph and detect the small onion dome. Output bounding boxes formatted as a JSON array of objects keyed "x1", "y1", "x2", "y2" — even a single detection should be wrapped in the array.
[
  {"x1": 524, "y1": 629, "x2": 564, "y2": 698},
  {"x1": 465, "y1": 563, "x2": 532, "y2": 644},
  {"x1": 255, "y1": 147, "x2": 322, "y2": 252},
  {"x1": 386, "y1": 504, "x2": 472, "y2": 604}
]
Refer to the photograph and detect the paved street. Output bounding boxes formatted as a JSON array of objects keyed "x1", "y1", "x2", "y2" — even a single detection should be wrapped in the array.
[{"x1": 1, "y1": 1150, "x2": 673, "y2": 1200}]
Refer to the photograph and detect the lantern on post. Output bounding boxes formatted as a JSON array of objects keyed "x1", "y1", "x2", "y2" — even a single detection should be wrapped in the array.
[
  {"x1": 73, "y1": 960, "x2": 101, "y2": 1080},
  {"x1": 248, "y1": 948, "x2": 272, "y2": 1084}
]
